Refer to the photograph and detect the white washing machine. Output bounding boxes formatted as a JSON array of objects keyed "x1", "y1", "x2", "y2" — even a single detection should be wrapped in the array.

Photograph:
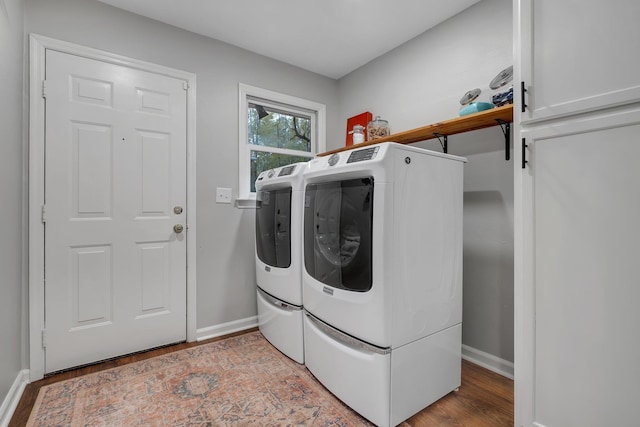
[
  {"x1": 302, "y1": 142, "x2": 466, "y2": 426},
  {"x1": 255, "y1": 162, "x2": 308, "y2": 364}
]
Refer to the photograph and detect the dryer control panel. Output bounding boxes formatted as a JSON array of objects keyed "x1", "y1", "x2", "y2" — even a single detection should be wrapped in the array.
[
  {"x1": 325, "y1": 146, "x2": 380, "y2": 167},
  {"x1": 347, "y1": 146, "x2": 380, "y2": 163}
]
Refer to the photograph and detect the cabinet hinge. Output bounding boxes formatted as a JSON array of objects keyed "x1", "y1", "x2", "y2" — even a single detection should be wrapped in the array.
[
  {"x1": 183, "y1": 81, "x2": 189, "y2": 91},
  {"x1": 42, "y1": 80, "x2": 48, "y2": 99},
  {"x1": 41, "y1": 204, "x2": 47, "y2": 223},
  {"x1": 41, "y1": 330, "x2": 47, "y2": 349}
]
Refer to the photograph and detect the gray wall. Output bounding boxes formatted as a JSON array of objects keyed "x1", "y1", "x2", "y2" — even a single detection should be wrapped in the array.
[
  {"x1": 337, "y1": 0, "x2": 514, "y2": 362},
  {"x1": 463, "y1": 150, "x2": 513, "y2": 362},
  {"x1": 24, "y1": 0, "x2": 341, "y2": 331},
  {"x1": 5, "y1": 2, "x2": 514, "y2": 406},
  {"x1": 0, "y1": 0, "x2": 25, "y2": 404}
]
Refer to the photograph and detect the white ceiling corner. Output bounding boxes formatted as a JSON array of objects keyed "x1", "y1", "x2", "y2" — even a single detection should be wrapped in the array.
[{"x1": 96, "y1": 0, "x2": 481, "y2": 79}]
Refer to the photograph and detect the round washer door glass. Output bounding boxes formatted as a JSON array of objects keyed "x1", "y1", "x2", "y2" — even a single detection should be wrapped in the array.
[{"x1": 304, "y1": 177, "x2": 373, "y2": 292}]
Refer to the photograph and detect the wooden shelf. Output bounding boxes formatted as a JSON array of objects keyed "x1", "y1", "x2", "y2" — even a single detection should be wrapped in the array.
[{"x1": 318, "y1": 104, "x2": 513, "y2": 157}]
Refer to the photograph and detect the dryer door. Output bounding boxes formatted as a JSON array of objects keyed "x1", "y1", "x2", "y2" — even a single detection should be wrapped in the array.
[
  {"x1": 256, "y1": 187, "x2": 292, "y2": 268},
  {"x1": 304, "y1": 177, "x2": 373, "y2": 292}
]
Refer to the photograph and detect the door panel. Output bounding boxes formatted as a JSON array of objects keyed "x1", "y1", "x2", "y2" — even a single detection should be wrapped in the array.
[
  {"x1": 139, "y1": 242, "x2": 170, "y2": 314},
  {"x1": 73, "y1": 123, "x2": 112, "y2": 217},
  {"x1": 71, "y1": 245, "x2": 112, "y2": 327},
  {"x1": 44, "y1": 49, "x2": 187, "y2": 373},
  {"x1": 140, "y1": 131, "x2": 171, "y2": 214}
]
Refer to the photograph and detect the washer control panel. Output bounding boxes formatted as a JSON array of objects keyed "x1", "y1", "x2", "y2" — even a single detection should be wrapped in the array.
[{"x1": 278, "y1": 164, "x2": 296, "y2": 176}]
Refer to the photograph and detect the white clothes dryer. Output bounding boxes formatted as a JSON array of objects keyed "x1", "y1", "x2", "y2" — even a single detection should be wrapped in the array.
[
  {"x1": 255, "y1": 162, "x2": 308, "y2": 364},
  {"x1": 302, "y1": 142, "x2": 466, "y2": 426}
]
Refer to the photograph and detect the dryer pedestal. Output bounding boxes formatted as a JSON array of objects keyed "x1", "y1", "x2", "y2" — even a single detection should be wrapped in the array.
[{"x1": 304, "y1": 312, "x2": 461, "y2": 427}]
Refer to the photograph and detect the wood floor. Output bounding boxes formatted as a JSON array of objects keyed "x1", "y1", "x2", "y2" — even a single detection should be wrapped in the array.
[{"x1": 10, "y1": 329, "x2": 513, "y2": 426}]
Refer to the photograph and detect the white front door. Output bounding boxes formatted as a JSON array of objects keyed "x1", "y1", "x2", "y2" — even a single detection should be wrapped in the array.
[{"x1": 44, "y1": 49, "x2": 187, "y2": 373}]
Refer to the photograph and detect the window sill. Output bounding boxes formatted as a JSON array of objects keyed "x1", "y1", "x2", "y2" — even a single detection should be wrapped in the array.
[{"x1": 234, "y1": 198, "x2": 257, "y2": 209}]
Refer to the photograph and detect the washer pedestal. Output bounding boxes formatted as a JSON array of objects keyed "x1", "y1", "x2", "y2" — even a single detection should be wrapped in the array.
[{"x1": 257, "y1": 288, "x2": 304, "y2": 364}]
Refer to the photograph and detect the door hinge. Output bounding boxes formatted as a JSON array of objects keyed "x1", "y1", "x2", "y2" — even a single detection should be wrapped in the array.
[
  {"x1": 41, "y1": 204, "x2": 47, "y2": 223},
  {"x1": 42, "y1": 80, "x2": 48, "y2": 99},
  {"x1": 183, "y1": 81, "x2": 189, "y2": 91},
  {"x1": 41, "y1": 330, "x2": 47, "y2": 349}
]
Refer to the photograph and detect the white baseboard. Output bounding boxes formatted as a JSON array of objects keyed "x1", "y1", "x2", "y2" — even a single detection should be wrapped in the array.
[
  {"x1": 0, "y1": 369, "x2": 29, "y2": 427},
  {"x1": 462, "y1": 344, "x2": 514, "y2": 379},
  {"x1": 196, "y1": 316, "x2": 258, "y2": 341}
]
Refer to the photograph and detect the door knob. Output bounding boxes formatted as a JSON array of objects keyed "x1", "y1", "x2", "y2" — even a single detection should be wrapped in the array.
[
  {"x1": 173, "y1": 206, "x2": 183, "y2": 214},
  {"x1": 173, "y1": 224, "x2": 184, "y2": 234}
]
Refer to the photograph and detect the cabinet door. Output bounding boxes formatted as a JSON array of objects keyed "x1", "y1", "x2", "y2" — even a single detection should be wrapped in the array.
[
  {"x1": 516, "y1": 108, "x2": 640, "y2": 427},
  {"x1": 518, "y1": 0, "x2": 640, "y2": 123}
]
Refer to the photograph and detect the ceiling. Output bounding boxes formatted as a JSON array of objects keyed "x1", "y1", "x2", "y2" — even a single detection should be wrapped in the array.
[{"x1": 97, "y1": 0, "x2": 481, "y2": 79}]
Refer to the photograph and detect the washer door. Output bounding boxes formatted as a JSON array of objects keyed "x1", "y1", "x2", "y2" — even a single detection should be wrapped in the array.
[
  {"x1": 304, "y1": 177, "x2": 373, "y2": 292},
  {"x1": 256, "y1": 187, "x2": 292, "y2": 268}
]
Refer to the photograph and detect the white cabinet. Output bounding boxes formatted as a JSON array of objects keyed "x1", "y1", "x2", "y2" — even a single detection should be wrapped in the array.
[
  {"x1": 516, "y1": 109, "x2": 640, "y2": 427},
  {"x1": 517, "y1": 0, "x2": 640, "y2": 123},
  {"x1": 514, "y1": 1, "x2": 640, "y2": 426}
]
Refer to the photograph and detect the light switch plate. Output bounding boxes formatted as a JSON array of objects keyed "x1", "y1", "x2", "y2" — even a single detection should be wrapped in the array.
[{"x1": 216, "y1": 187, "x2": 232, "y2": 204}]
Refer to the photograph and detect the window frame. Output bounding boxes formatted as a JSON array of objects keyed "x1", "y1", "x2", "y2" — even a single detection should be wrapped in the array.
[{"x1": 238, "y1": 84, "x2": 326, "y2": 200}]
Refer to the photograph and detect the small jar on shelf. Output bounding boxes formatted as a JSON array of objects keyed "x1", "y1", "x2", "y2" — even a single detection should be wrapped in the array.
[{"x1": 367, "y1": 116, "x2": 390, "y2": 140}]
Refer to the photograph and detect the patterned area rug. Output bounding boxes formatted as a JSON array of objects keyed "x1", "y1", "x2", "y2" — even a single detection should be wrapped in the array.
[{"x1": 27, "y1": 331, "x2": 375, "y2": 426}]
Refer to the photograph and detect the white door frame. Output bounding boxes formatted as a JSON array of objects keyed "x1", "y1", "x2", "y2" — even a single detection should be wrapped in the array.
[{"x1": 28, "y1": 34, "x2": 198, "y2": 381}]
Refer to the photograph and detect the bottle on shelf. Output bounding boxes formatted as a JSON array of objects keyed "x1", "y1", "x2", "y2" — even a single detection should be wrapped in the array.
[{"x1": 351, "y1": 124, "x2": 365, "y2": 144}]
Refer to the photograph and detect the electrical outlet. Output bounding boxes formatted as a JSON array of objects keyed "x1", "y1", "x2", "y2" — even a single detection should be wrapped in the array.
[{"x1": 216, "y1": 187, "x2": 232, "y2": 204}]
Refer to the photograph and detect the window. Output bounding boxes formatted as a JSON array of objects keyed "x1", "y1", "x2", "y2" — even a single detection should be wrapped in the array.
[{"x1": 239, "y1": 84, "x2": 326, "y2": 199}]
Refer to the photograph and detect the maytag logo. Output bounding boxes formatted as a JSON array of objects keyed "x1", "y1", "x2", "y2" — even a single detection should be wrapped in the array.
[
  {"x1": 322, "y1": 286, "x2": 334, "y2": 296},
  {"x1": 265, "y1": 266, "x2": 271, "y2": 272}
]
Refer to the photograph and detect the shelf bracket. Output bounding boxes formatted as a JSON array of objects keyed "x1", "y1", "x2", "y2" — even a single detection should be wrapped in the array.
[
  {"x1": 495, "y1": 119, "x2": 511, "y2": 161},
  {"x1": 433, "y1": 133, "x2": 448, "y2": 153}
]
